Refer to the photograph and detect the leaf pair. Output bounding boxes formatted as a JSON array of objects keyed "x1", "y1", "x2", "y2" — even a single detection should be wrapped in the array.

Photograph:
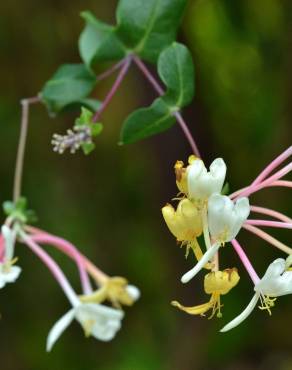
[
  {"x1": 80, "y1": 0, "x2": 187, "y2": 68},
  {"x1": 41, "y1": 0, "x2": 188, "y2": 115},
  {"x1": 120, "y1": 43, "x2": 194, "y2": 144}
]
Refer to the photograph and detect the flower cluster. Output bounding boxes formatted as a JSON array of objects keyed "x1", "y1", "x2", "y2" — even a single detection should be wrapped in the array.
[
  {"x1": 162, "y1": 147, "x2": 292, "y2": 330},
  {"x1": 0, "y1": 207, "x2": 140, "y2": 351}
]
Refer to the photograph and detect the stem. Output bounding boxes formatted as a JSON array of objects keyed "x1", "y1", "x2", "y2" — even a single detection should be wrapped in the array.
[
  {"x1": 250, "y1": 206, "x2": 292, "y2": 223},
  {"x1": 13, "y1": 97, "x2": 40, "y2": 202},
  {"x1": 251, "y1": 146, "x2": 292, "y2": 186},
  {"x1": 20, "y1": 231, "x2": 79, "y2": 307},
  {"x1": 96, "y1": 60, "x2": 126, "y2": 83},
  {"x1": 231, "y1": 239, "x2": 260, "y2": 284},
  {"x1": 245, "y1": 220, "x2": 292, "y2": 229},
  {"x1": 243, "y1": 224, "x2": 292, "y2": 255},
  {"x1": 93, "y1": 57, "x2": 132, "y2": 122},
  {"x1": 26, "y1": 226, "x2": 108, "y2": 285},
  {"x1": 231, "y1": 162, "x2": 292, "y2": 199},
  {"x1": 133, "y1": 56, "x2": 201, "y2": 157}
]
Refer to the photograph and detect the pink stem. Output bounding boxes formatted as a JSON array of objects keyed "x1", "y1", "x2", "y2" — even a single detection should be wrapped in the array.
[
  {"x1": 21, "y1": 232, "x2": 79, "y2": 306},
  {"x1": 30, "y1": 231, "x2": 92, "y2": 294},
  {"x1": 251, "y1": 146, "x2": 292, "y2": 186},
  {"x1": 250, "y1": 206, "x2": 292, "y2": 223},
  {"x1": 231, "y1": 162, "x2": 292, "y2": 199},
  {"x1": 243, "y1": 224, "x2": 292, "y2": 255},
  {"x1": 96, "y1": 60, "x2": 126, "y2": 83},
  {"x1": 268, "y1": 180, "x2": 292, "y2": 188},
  {"x1": 133, "y1": 56, "x2": 201, "y2": 158},
  {"x1": 231, "y1": 239, "x2": 260, "y2": 284},
  {"x1": 26, "y1": 226, "x2": 108, "y2": 284},
  {"x1": 93, "y1": 57, "x2": 132, "y2": 122},
  {"x1": 245, "y1": 220, "x2": 292, "y2": 229}
]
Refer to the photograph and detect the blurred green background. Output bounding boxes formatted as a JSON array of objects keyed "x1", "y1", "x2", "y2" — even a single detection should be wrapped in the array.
[{"x1": 0, "y1": 0, "x2": 291, "y2": 369}]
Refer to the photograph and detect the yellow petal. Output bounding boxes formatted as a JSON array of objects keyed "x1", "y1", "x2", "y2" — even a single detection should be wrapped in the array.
[
  {"x1": 161, "y1": 199, "x2": 202, "y2": 242},
  {"x1": 171, "y1": 300, "x2": 214, "y2": 316},
  {"x1": 204, "y1": 268, "x2": 240, "y2": 295}
]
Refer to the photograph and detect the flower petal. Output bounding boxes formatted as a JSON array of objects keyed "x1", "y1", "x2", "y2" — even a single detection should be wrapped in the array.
[
  {"x1": 181, "y1": 243, "x2": 220, "y2": 283},
  {"x1": 3, "y1": 266, "x2": 22, "y2": 283},
  {"x1": 220, "y1": 293, "x2": 259, "y2": 332},
  {"x1": 46, "y1": 308, "x2": 75, "y2": 352}
]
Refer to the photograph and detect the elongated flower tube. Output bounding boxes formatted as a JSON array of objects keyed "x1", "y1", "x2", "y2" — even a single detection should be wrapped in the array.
[
  {"x1": 187, "y1": 158, "x2": 226, "y2": 202},
  {"x1": 220, "y1": 257, "x2": 292, "y2": 332},
  {"x1": 208, "y1": 194, "x2": 250, "y2": 243},
  {"x1": 173, "y1": 268, "x2": 240, "y2": 318}
]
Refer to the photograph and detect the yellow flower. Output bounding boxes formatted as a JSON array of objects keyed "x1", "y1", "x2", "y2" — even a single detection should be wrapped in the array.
[
  {"x1": 174, "y1": 155, "x2": 198, "y2": 196},
  {"x1": 80, "y1": 277, "x2": 140, "y2": 309},
  {"x1": 172, "y1": 268, "x2": 240, "y2": 318},
  {"x1": 162, "y1": 198, "x2": 205, "y2": 259},
  {"x1": 162, "y1": 198, "x2": 202, "y2": 242}
]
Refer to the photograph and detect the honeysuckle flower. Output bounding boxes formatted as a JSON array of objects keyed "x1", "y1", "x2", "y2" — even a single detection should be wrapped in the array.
[
  {"x1": 173, "y1": 268, "x2": 240, "y2": 318},
  {"x1": 0, "y1": 225, "x2": 21, "y2": 288},
  {"x1": 80, "y1": 276, "x2": 140, "y2": 308},
  {"x1": 208, "y1": 194, "x2": 250, "y2": 244},
  {"x1": 162, "y1": 199, "x2": 202, "y2": 242},
  {"x1": 220, "y1": 257, "x2": 292, "y2": 332},
  {"x1": 187, "y1": 158, "x2": 227, "y2": 203},
  {"x1": 47, "y1": 301, "x2": 124, "y2": 351}
]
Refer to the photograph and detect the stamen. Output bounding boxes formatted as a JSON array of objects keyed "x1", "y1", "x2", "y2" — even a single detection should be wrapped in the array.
[{"x1": 245, "y1": 220, "x2": 292, "y2": 230}]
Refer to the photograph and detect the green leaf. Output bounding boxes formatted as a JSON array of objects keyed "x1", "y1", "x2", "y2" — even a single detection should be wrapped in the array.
[
  {"x1": 158, "y1": 43, "x2": 194, "y2": 108},
  {"x1": 120, "y1": 98, "x2": 175, "y2": 144},
  {"x1": 81, "y1": 142, "x2": 96, "y2": 155},
  {"x1": 75, "y1": 106, "x2": 94, "y2": 126},
  {"x1": 41, "y1": 64, "x2": 97, "y2": 114},
  {"x1": 79, "y1": 11, "x2": 126, "y2": 68},
  {"x1": 3, "y1": 197, "x2": 37, "y2": 224},
  {"x1": 91, "y1": 123, "x2": 103, "y2": 137},
  {"x1": 116, "y1": 0, "x2": 187, "y2": 62}
]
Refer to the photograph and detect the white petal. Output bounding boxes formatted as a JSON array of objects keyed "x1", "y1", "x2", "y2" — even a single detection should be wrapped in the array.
[
  {"x1": 46, "y1": 308, "x2": 75, "y2": 352},
  {"x1": 181, "y1": 243, "x2": 220, "y2": 283},
  {"x1": 220, "y1": 293, "x2": 259, "y2": 332},
  {"x1": 76, "y1": 303, "x2": 124, "y2": 341},
  {"x1": 3, "y1": 266, "x2": 22, "y2": 283},
  {"x1": 126, "y1": 285, "x2": 140, "y2": 302}
]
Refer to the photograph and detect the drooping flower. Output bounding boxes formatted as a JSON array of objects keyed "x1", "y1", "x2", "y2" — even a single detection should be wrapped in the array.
[
  {"x1": 220, "y1": 257, "x2": 292, "y2": 332},
  {"x1": 187, "y1": 158, "x2": 226, "y2": 203},
  {"x1": 208, "y1": 194, "x2": 250, "y2": 244},
  {"x1": 173, "y1": 268, "x2": 240, "y2": 318},
  {"x1": 47, "y1": 301, "x2": 124, "y2": 351},
  {"x1": 0, "y1": 225, "x2": 21, "y2": 288},
  {"x1": 79, "y1": 276, "x2": 140, "y2": 308}
]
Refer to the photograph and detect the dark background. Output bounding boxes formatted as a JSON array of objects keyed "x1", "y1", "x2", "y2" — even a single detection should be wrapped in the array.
[{"x1": 0, "y1": 0, "x2": 291, "y2": 369}]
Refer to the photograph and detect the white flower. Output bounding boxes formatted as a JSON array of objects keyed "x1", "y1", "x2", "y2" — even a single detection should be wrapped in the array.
[
  {"x1": 254, "y1": 258, "x2": 292, "y2": 297},
  {"x1": 0, "y1": 225, "x2": 21, "y2": 288},
  {"x1": 47, "y1": 302, "x2": 124, "y2": 351},
  {"x1": 220, "y1": 257, "x2": 292, "y2": 332},
  {"x1": 187, "y1": 158, "x2": 226, "y2": 201},
  {"x1": 208, "y1": 194, "x2": 250, "y2": 243}
]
